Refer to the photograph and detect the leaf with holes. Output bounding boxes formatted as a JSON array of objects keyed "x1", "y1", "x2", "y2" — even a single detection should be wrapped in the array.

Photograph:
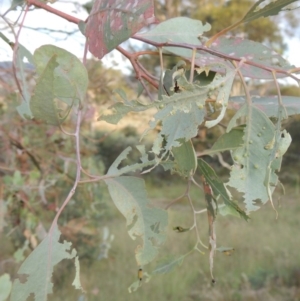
[
  {"x1": 86, "y1": 0, "x2": 156, "y2": 59},
  {"x1": 10, "y1": 224, "x2": 83, "y2": 301},
  {"x1": 105, "y1": 176, "x2": 168, "y2": 266},
  {"x1": 205, "y1": 68, "x2": 235, "y2": 128},
  {"x1": 106, "y1": 145, "x2": 157, "y2": 176},
  {"x1": 226, "y1": 104, "x2": 280, "y2": 212},
  {"x1": 198, "y1": 159, "x2": 249, "y2": 220}
]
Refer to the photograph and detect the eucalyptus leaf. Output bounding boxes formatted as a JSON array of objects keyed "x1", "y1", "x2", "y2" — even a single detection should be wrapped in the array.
[
  {"x1": 226, "y1": 104, "x2": 279, "y2": 212},
  {"x1": 152, "y1": 254, "x2": 187, "y2": 274},
  {"x1": 243, "y1": 0, "x2": 299, "y2": 23},
  {"x1": 229, "y1": 95, "x2": 300, "y2": 117},
  {"x1": 0, "y1": 274, "x2": 12, "y2": 301},
  {"x1": 86, "y1": 0, "x2": 155, "y2": 59},
  {"x1": 202, "y1": 127, "x2": 244, "y2": 155},
  {"x1": 136, "y1": 17, "x2": 211, "y2": 59},
  {"x1": 208, "y1": 36, "x2": 294, "y2": 79},
  {"x1": 198, "y1": 159, "x2": 249, "y2": 220},
  {"x1": 171, "y1": 139, "x2": 197, "y2": 177},
  {"x1": 34, "y1": 45, "x2": 88, "y2": 105},
  {"x1": 11, "y1": 224, "x2": 82, "y2": 301},
  {"x1": 30, "y1": 55, "x2": 67, "y2": 125},
  {"x1": 105, "y1": 176, "x2": 168, "y2": 266}
]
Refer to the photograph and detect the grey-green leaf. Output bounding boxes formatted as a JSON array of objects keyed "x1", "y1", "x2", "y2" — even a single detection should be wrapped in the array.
[
  {"x1": 34, "y1": 45, "x2": 88, "y2": 105},
  {"x1": 198, "y1": 159, "x2": 249, "y2": 220},
  {"x1": 243, "y1": 0, "x2": 299, "y2": 23},
  {"x1": 10, "y1": 224, "x2": 82, "y2": 301},
  {"x1": 30, "y1": 55, "x2": 63, "y2": 125},
  {"x1": 172, "y1": 139, "x2": 197, "y2": 177},
  {"x1": 105, "y1": 176, "x2": 168, "y2": 266},
  {"x1": 203, "y1": 127, "x2": 244, "y2": 155},
  {"x1": 136, "y1": 17, "x2": 211, "y2": 59},
  {"x1": 226, "y1": 104, "x2": 278, "y2": 212},
  {"x1": 229, "y1": 95, "x2": 300, "y2": 117},
  {"x1": 152, "y1": 254, "x2": 187, "y2": 274},
  {"x1": 0, "y1": 274, "x2": 12, "y2": 301}
]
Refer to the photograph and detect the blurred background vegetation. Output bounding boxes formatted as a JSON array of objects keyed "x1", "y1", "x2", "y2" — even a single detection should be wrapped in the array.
[{"x1": 0, "y1": 0, "x2": 300, "y2": 300}]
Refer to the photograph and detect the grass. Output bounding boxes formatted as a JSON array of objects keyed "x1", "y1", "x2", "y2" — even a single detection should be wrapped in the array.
[{"x1": 7, "y1": 181, "x2": 300, "y2": 301}]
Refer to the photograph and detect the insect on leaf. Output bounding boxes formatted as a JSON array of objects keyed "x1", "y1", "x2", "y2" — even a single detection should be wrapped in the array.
[{"x1": 86, "y1": 0, "x2": 156, "y2": 59}]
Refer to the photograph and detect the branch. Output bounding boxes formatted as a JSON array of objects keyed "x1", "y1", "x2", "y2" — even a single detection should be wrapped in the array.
[
  {"x1": 133, "y1": 36, "x2": 299, "y2": 82},
  {"x1": 26, "y1": 0, "x2": 81, "y2": 24},
  {"x1": 116, "y1": 46, "x2": 159, "y2": 89},
  {"x1": 51, "y1": 108, "x2": 82, "y2": 227}
]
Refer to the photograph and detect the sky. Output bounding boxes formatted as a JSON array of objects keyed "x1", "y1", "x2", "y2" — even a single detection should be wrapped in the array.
[
  {"x1": 0, "y1": 0, "x2": 300, "y2": 73},
  {"x1": 0, "y1": 0, "x2": 128, "y2": 70}
]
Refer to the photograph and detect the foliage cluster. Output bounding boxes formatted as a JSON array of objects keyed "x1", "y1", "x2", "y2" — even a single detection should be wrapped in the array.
[{"x1": 0, "y1": 0, "x2": 300, "y2": 300}]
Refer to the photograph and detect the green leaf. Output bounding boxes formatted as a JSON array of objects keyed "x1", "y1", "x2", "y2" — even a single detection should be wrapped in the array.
[
  {"x1": 226, "y1": 104, "x2": 278, "y2": 212},
  {"x1": 198, "y1": 159, "x2": 249, "y2": 220},
  {"x1": 86, "y1": 0, "x2": 155, "y2": 59},
  {"x1": 107, "y1": 146, "x2": 156, "y2": 176},
  {"x1": 136, "y1": 17, "x2": 211, "y2": 59},
  {"x1": 105, "y1": 176, "x2": 168, "y2": 266},
  {"x1": 205, "y1": 68, "x2": 235, "y2": 128},
  {"x1": 78, "y1": 21, "x2": 86, "y2": 35},
  {"x1": 11, "y1": 224, "x2": 83, "y2": 301},
  {"x1": 152, "y1": 254, "x2": 187, "y2": 274},
  {"x1": 149, "y1": 87, "x2": 207, "y2": 155},
  {"x1": 12, "y1": 170, "x2": 24, "y2": 186},
  {"x1": 13, "y1": 241, "x2": 30, "y2": 263},
  {"x1": 0, "y1": 200, "x2": 7, "y2": 232},
  {"x1": 243, "y1": 0, "x2": 299, "y2": 23},
  {"x1": 171, "y1": 139, "x2": 197, "y2": 177},
  {"x1": 9, "y1": 0, "x2": 25, "y2": 10},
  {"x1": 218, "y1": 204, "x2": 240, "y2": 218},
  {"x1": 202, "y1": 127, "x2": 244, "y2": 155},
  {"x1": 229, "y1": 95, "x2": 300, "y2": 117},
  {"x1": 0, "y1": 273, "x2": 12, "y2": 301},
  {"x1": 34, "y1": 45, "x2": 88, "y2": 105},
  {"x1": 30, "y1": 55, "x2": 67, "y2": 125},
  {"x1": 100, "y1": 100, "x2": 148, "y2": 124},
  {"x1": 14, "y1": 44, "x2": 35, "y2": 119}
]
